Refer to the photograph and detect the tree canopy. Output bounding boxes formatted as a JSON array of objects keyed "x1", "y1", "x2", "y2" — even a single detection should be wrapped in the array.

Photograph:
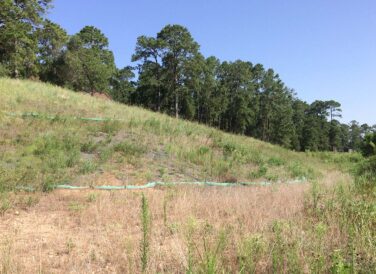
[{"x1": 1, "y1": 0, "x2": 374, "y2": 152}]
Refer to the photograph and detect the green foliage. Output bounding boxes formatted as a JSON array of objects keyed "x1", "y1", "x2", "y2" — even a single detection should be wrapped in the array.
[
  {"x1": 331, "y1": 249, "x2": 351, "y2": 273},
  {"x1": 360, "y1": 133, "x2": 376, "y2": 157},
  {"x1": 0, "y1": 64, "x2": 10, "y2": 77},
  {"x1": 100, "y1": 120, "x2": 121, "y2": 135},
  {"x1": 288, "y1": 161, "x2": 315, "y2": 179},
  {"x1": 0, "y1": 193, "x2": 11, "y2": 215},
  {"x1": 249, "y1": 165, "x2": 268, "y2": 179},
  {"x1": 37, "y1": 19, "x2": 68, "y2": 83},
  {"x1": 0, "y1": 0, "x2": 52, "y2": 78},
  {"x1": 59, "y1": 26, "x2": 115, "y2": 93},
  {"x1": 355, "y1": 155, "x2": 376, "y2": 190},
  {"x1": 80, "y1": 140, "x2": 98, "y2": 153},
  {"x1": 271, "y1": 221, "x2": 302, "y2": 273},
  {"x1": 140, "y1": 193, "x2": 151, "y2": 273},
  {"x1": 86, "y1": 193, "x2": 98, "y2": 203},
  {"x1": 33, "y1": 134, "x2": 80, "y2": 170},
  {"x1": 113, "y1": 141, "x2": 146, "y2": 157},
  {"x1": 42, "y1": 180, "x2": 55, "y2": 192},
  {"x1": 110, "y1": 67, "x2": 135, "y2": 104},
  {"x1": 238, "y1": 234, "x2": 265, "y2": 273},
  {"x1": 184, "y1": 220, "x2": 229, "y2": 274},
  {"x1": 79, "y1": 160, "x2": 97, "y2": 174},
  {"x1": 68, "y1": 201, "x2": 85, "y2": 212},
  {"x1": 267, "y1": 156, "x2": 285, "y2": 166},
  {"x1": 98, "y1": 147, "x2": 114, "y2": 163}
]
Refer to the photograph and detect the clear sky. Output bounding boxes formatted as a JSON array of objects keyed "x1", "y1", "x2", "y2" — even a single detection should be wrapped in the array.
[{"x1": 48, "y1": 0, "x2": 376, "y2": 125}]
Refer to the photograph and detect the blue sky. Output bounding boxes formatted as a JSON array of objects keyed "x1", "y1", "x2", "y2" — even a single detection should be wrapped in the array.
[{"x1": 48, "y1": 0, "x2": 376, "y2": 125}]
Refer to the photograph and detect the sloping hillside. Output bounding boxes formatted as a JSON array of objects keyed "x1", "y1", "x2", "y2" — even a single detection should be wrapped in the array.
[
  {"x1": 0, "y1": 78, "x2": 339, "y2": 191},
  {"x1": 2, "y1": 78, "x2": 374, "y2": 273}
]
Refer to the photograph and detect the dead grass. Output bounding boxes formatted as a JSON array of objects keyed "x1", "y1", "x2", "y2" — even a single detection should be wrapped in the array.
[{"x1": 0, "y1": 171, "x2": 350, "y2": 273}]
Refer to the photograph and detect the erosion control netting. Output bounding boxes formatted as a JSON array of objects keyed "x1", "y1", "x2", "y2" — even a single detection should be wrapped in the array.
[{"x1": 14, "y1": 179, "x2": 307, "y2": 192}]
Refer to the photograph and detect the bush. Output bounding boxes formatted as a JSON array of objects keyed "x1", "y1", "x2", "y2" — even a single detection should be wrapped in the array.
[
  {"x1": 267, "y1": 157, "x2": 285, "y2": 166},
  {"x1": 360, "y1": 133, "x2": 376, "y2": 157},
  {"x1": 249, "y1": 165, "x2": 267, "y2": 179},
  {"x1": 355, "y1": 155, "x2": 376, "y2": 190},
  {"x1": 0, "y1": 64, "x2": 10, "y2": 77},
  {"x1": 288, "y1": 161, "x2": 315, "y2": 179}
]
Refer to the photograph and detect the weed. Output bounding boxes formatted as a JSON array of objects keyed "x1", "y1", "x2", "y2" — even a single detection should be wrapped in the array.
[
  {"x1": 68, "y1": 202, "x2": 85, "y2": 212},
  {"x1": 355, "y1": 155, "x2": 376, "y2": 191},
  {"x1": 98, "y1": 147, "x2": 114, "y2": 162},
  {"x1": 143, "y1": 117, "x2": 161, "y2": 134},
  {"x1": 267, "y1": 156, "x2": 285, "y2": 166},
  {"x1": 42, "y1": 179, "x2": 55, "y2": 192},
  {"x1": 0, "y1": 238, "x2": 17, "y2": 273},
  {"x1": 199, "y1": 224, "x2": 228, "y2": 274},
  {"x1": 101, "y1": 120, "x2": 121, "y2": 135},
  {"x1": 288, "y1": 161, "x2": 315, "y2": 179},
  {"x1": 86, "y1": 193, "x2": 98, "y2": 203},
  {"x1": 238, "y1": 234, "x2": 265, "y2": 273},
  {"x1": 0, "y1": 194, "x2": 11, "y2": 215},
  {"x1": 140, "y1": 193, "x2": 151, "y2": 273},
  {"x1": 33, "y1": 134, "x2": 80, "y2": 170},
  {"x1": 310, "y1": 180, "x2": 321, "y2": 213},
  {"x1": 114, "y1": 141, "x2": 146, "y2": 157},
  {"x1": 212, "y1": 160, "x2": 230, "y2": 179},
  {"x1": 222, "y1": 141, "x2": 237, "y2": 159},
  {"x1": 80, "y1": 140, "x2": 98, "y2": 153},
  {"x1": 185, "y1": 217, "x2": 197, "y2": 274},
  {"x1": 80, "y1": 160, "x2": 97, "y2": 174},
  {"x1": 163, "y1": 196, "x2": 168, "y2": 227},
  {"x1": 198, "y1": 146, "x2": 210, "y2": 155},
  {"x1": 331, "y1": 249, "x2": 351, "y2": 273},
  {"x1": 158, "y1": 167, "x2": 166, "y2": 178},
  {"x1": 66, "y1": 238, "x2": 75, "y2": 254},
  {"x1": 271, "y1": 221, "x2": 285, "y2": 273},
  {"x1": 185, "y1": 219, "x2": 229, "y2": 274},
  {"x1": 310, "y1": 222, "x2": 327, "y2": 273},
  {"x1": 249, "y1": 165, "x2": 268, "y2": 179}
]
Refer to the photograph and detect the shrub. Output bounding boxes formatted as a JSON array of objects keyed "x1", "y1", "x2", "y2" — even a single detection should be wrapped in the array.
[
  {"x1": 249, "y1": 165, "x2": 267, "y2": 179},
  {"x1": 355, "y1": 155, "x2": 376, "y2": 190},
  {"x1": 288, "y1": 161, "x2": 315, "y2": 179},
  {"x1": 360, "y1": 133, "x2": 376, "y2": 157},
  {"x1": 267, "y1": 157, "x2": 285, "y2": 166}
]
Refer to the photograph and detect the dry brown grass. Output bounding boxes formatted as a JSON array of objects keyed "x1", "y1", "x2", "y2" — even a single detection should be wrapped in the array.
[{"x1": 0, "y1": 171, "x2": 348, "y2": 273}]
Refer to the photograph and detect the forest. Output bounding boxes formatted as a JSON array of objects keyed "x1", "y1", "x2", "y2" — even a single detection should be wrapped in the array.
[{"x1": 1, "y1": 0, "x2": 375, "y2": 152}]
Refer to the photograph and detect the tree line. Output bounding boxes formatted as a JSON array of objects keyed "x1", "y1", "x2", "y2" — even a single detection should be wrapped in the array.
[{"x1": 1, "y1": 0, "x2": 375, "y2": 152}]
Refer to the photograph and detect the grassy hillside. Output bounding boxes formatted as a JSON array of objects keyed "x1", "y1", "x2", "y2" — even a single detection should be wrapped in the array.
[
  {"x1": 0, "y1": 78, "x2": 346, "y2": 191},
  {"x1": 1, "y1": 78, "x2": 374, "y2": 273}
]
